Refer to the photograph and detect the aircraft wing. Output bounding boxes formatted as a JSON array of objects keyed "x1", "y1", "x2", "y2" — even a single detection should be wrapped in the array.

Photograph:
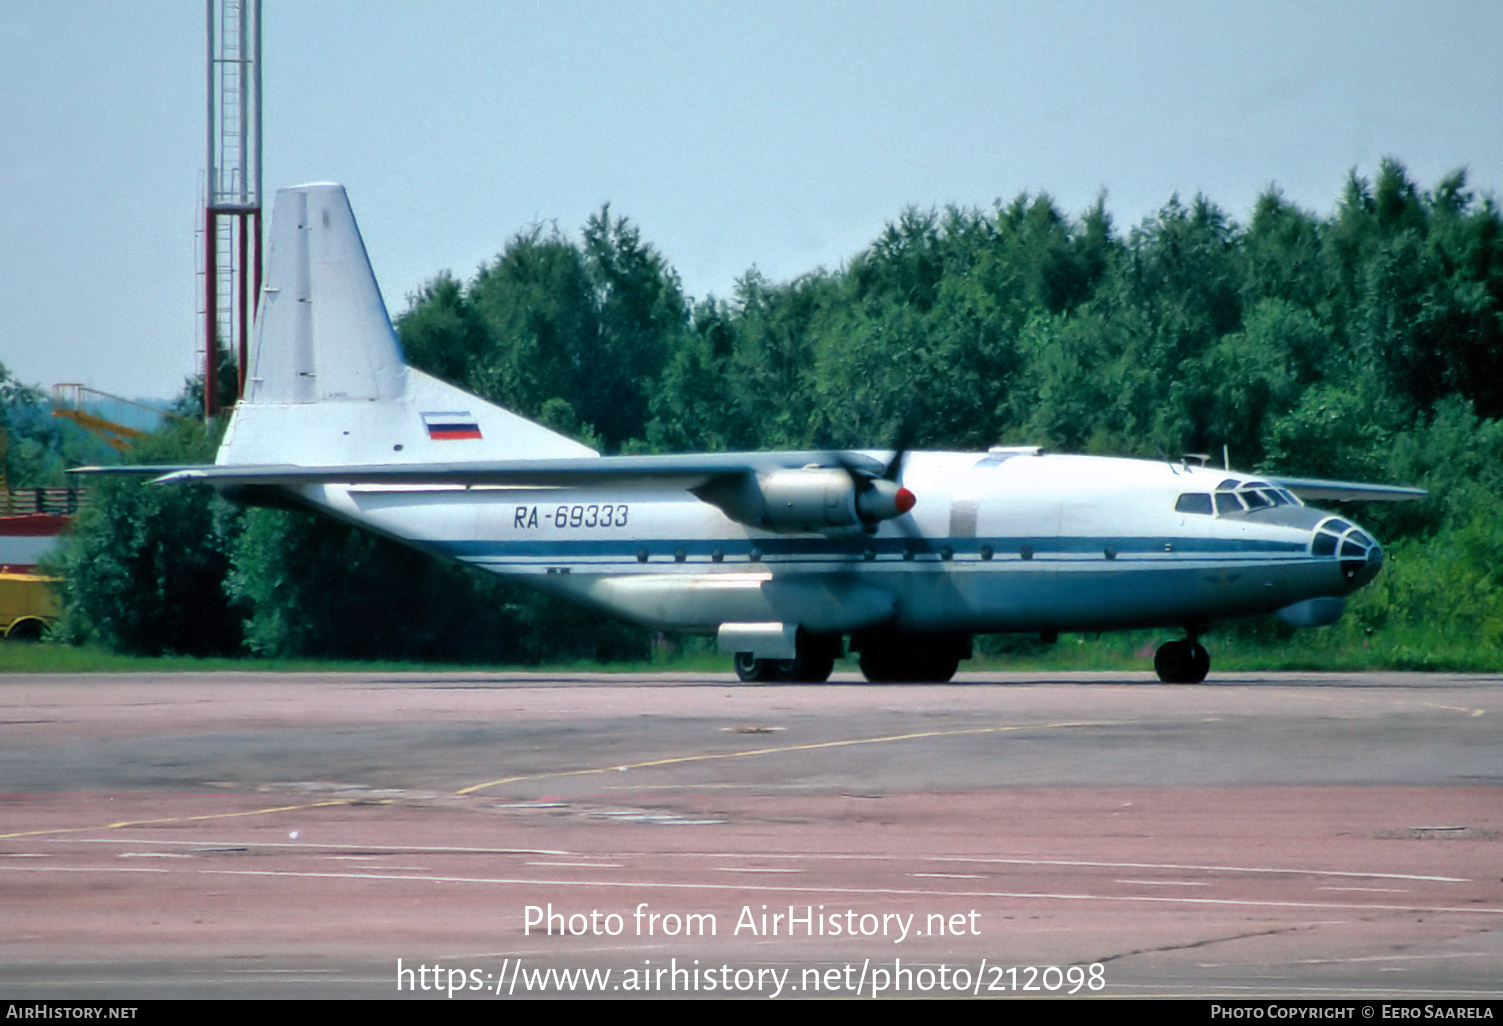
[
  {"x1": 1269, "y1": 476, "x2": 1428, "y2": 502},
  {"x1": 70, "y1": 451, "x2": 891, "y2": 490}
]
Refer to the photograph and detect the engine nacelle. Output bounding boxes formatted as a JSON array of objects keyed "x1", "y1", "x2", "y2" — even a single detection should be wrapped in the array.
[
  {"x1": 759, "y1": 469, "x2": 861, "y2": 531},
  {"x1": 693, "y1": 466, "x2": 917, "y2": 533}
]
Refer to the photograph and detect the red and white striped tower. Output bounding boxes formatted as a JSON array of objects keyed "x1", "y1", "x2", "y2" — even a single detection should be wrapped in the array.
[{"x1": 203, "y1": 0, "x2": 262, "y2": 419}]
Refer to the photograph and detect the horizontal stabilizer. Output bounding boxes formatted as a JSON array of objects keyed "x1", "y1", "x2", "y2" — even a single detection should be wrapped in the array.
[{"x1": 69, "y1": 465, "x2": 202, "y2": 478}]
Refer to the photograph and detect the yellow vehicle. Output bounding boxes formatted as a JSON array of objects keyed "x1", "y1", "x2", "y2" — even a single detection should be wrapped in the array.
[
  {"x1": 0, "y1": 509, "x2": 69, "y2": 641},
  {"x1": 0, "y1": 569, "x2": 57, "y2": 641}
]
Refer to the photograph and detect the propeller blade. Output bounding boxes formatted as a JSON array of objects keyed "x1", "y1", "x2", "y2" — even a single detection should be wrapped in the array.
[
  {"x1": 882, "y1": 401, "x2": 926, "y2": 481},
  {"x1": 823, "y1": 402, "x2": 925, "y2": 528}
]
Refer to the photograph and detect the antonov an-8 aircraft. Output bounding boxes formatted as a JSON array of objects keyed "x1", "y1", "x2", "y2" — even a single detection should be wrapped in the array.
[{"x1": 93, "y1": 184, "x2": 1425, "y2": 684}]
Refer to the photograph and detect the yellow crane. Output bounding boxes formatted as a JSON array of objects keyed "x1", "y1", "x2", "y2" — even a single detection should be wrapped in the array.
[{"x1": 50, "y1": 383, "x2": 183, "y2": 453}]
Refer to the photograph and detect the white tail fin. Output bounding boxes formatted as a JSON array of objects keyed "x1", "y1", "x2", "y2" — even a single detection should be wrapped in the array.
[
  {"x1": 219, "y1": 183, "x2": 596, "y2": 467},
  {"x1": 244, "y1": 183, "x2": 407, "y2": 405}
]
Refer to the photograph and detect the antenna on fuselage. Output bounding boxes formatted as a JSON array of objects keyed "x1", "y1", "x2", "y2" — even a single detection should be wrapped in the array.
[{"x1": 1223, "y1": 444, "x2": 1230, "y2": 471}]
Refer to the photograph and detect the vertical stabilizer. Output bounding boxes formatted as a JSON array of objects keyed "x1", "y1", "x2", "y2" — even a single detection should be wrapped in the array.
[
  {"x1": 218, "y1": 183, "x2": 598, "y2": 468},
  {"x1": 245, "y1": 183, "x2": 407, "y2": 405}
]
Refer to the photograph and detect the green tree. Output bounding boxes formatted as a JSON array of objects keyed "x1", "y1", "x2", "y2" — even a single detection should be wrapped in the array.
[
  {"x1": 577, "y1": 207, "x2": 687, "y2": 447},
  {"x1": 403, "y1": 210, "x2": 689, "y2": 452},
  {"x1": 463, "y1": 226, "x2": 598, "y2": 429},
  {"x1": 53, "y1": 420, "x2": 244, "y2": 656},
  {"x1": 396, "y1": 271, "x2": 489, "y2": 386},
  {"x1": 646, "y1": 298, "x2": 743, "y2": 452},
  {"x1": 1168, "y1": 299, "x2": 1322, "y2": 468},
  {"x1": 0, "y1": 361, "x2": 109, "y2": 488},
  {"x1": 1, "y1": 363, "x2": 53, "y2": 488},
  {"x1": 1243, "y1": 188, "x2": 1326, "y2": 311},
  {"x1": 1262, "y1": 383, "x2": 1387, "y2": 481}
]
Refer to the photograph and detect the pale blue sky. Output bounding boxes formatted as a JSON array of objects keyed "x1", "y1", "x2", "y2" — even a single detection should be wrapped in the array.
[{"x1": 2, "y1": 1, "x2": 1500, "y2": 398}]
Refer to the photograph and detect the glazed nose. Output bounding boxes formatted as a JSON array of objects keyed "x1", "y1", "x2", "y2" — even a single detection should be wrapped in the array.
[
  {"x1": 1336, "y1": 528, "x2": 1380, "y2": 583},
  {"x1": 1347, "y1": 542, "x2": 1383, "y2": 587}
]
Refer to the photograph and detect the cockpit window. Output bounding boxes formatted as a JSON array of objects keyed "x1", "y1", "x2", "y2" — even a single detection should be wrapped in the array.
[
  {"x1": 1175, "y1": 493, "x2": 1213, "y2": 515},
  {"x1": 1312, "y1": 532, "x2": 1339, "y2": 557},
  {"x1": 1214, "y1": 492, "x2": 1245, "y2": 515},
  {"x1": 1210, "y1": 478, "x2": 1307, "y2": 515}
]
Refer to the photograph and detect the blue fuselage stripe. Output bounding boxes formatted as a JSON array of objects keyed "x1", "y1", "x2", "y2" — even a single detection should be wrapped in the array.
[{"x1": 429, "y1": 535, "x2": 1307, "y2": 560}]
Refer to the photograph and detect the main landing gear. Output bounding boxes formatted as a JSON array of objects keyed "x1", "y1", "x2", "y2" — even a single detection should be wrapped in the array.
[
  {"x1": 734, "y1": 632, "x2": 840, "y2": 683},
  {"x1": 734, "y1": 632, "x2": 972, "y2": 684},
  {"x1": 858, "y1": 647, "x2": 959, "y2": 684},
  {"x1": 853, "y1": 633, "x2": 969, "y2": 684},
  {"x1": 1154, "y1": 636, "x2": 1210, "y2": 684}
]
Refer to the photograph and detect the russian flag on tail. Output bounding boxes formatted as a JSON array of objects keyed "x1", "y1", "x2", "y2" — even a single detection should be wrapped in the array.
[{"x1": 421, "y1": 410, "x2": 482, "y2": 441}]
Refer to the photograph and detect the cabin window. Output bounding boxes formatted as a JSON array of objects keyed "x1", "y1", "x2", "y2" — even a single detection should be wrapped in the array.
[{"x1": 1175, "y1": 493, "x2": 1213, "y2": 515}]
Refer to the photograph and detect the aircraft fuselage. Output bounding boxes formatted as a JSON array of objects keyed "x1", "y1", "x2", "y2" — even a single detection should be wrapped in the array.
[{"x1": 304, "y1": 450, "x2": 1378, "y2": 639}]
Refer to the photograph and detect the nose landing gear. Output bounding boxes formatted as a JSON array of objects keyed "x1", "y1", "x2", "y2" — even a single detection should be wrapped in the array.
[{"x1": 1154, "y1": 637, "x2": 1210, "y2": 683}]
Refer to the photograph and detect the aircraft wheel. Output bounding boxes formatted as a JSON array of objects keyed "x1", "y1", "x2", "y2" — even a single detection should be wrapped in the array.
[
  {"x1": 805, "y1": 653, "x2": 836, "y2": 682},
  {"x1": 859, "y1": 642, "x2": 961, "y2": 681},
  {"x1": 858, "y1": 648, "x2": 957, "y2": 683},
  {"x1": 1153, "y1": 640, "x2": 1187, "y2": 682},
  {"x1": 916, "y1": 653, "x2": 959, "y2": 683},
  {"x1": 1188, "y1": 642, "x2": 1211, "y2": 683},
  {"x1": 1154, "y1": 639, "x2": 1209, "y2": 684},
  {"x1": 769, "y1": 633, "x2": 839, "y2": 683},
  {"x1": 770, "y1": 652, "x2": 834, "y2": 684},
  {"x1": 858, "y1": 649, "x2": 905, "y2": 683},
  {"x1": 733, "y1": 651, "x2": 770, "y2": 682},
  {"x1": 736, "y1": 633, "x2": 838, "y2": 683}
]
